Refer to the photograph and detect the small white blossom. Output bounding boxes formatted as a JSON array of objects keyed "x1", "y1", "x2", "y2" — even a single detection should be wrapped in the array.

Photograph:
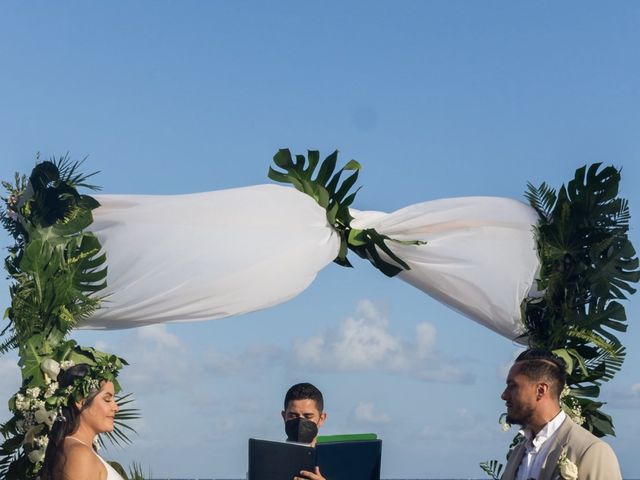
[
  {"x1": 35, "y1": 435, "x2": 49, "y2": 448},
  {"x1": 26, "y1": 387, "x2": 41, "y2": 399},
  {"x1": 562, "y1": 393, "x2": 585, "y2": 426},
  {"x1": 32, "y1": 399, "x2": 45, "y2": 410},
  {"x1": 27, "y1": 448, "x2": 45, "y2": 464},
  {"x1": 14, "y1": 394, "x2": 30, "y2": 412},
  {"x1": 44, "y1": 381, "x2": 58, "y2": 399},
  {"x1": 87, "y1": 379, "x2": 100, "y2": 392}
]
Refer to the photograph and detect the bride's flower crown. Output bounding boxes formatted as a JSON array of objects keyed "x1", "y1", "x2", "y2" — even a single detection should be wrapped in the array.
[{"x1": 10, "y1": 352, "x2": 126, "y2": 467}]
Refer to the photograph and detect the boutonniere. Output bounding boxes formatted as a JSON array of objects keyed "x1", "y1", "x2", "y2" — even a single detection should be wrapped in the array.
[{"x1": 558, "y1": 448, "x2": 578, "y2": 480}]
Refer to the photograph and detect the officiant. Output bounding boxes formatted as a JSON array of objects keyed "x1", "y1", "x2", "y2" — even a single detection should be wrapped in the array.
[{"x1": 282, "y1": 382, "x2": 327, "y2": 480}]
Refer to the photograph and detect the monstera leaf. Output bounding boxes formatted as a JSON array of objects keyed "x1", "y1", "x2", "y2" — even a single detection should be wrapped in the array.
[{"x1": 269, "y1": 149, "x2": 422, "y2": 276}]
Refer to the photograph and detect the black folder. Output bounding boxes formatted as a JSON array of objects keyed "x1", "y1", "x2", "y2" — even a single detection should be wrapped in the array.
[
  {"x1": 248, "y1": 438, "x2": 382, "y2": 480},
  {"x1": 248, "y1": 438, "x2": 315, "y2": 480},
  {"x1": 316, "y1": 439, "x2": 382, "y2": 480}
]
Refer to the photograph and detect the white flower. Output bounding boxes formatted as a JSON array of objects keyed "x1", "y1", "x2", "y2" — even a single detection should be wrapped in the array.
[
  {"x1": 35, "y1": 434, "x2": 49, "y2": 448},
  {"x1": 26, "y1": 387, "x2": 41, "y2": 399},
  {"x1": 41, "y1": 358, "x2": 61, "y2": 383},
  {"x1": 32, "y1": 399, "x2": 45, "y2": 410},
  {"x1": 27, "y1": 448, "x2": 45, "y2": 464},
  {"x1": 44, "y1": 381, "x2": 58, "y2": 399},
  {"x1": 14, "y1": 393, "x2": 30, "y2": 412},
  {"x1": 558, "y1": 448, "x2": 578, "y2": 480},
  {"x1": 34, "y1": 408, "x2": 56, "y2": 428},
  {"x1": 561, "y1": 393, "x2": 585, "y2": 426}
]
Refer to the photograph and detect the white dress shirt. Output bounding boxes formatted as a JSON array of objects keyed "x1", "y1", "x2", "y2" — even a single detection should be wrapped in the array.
[{"x1": 515, "y1": 410, "x2": 566, "y2": 480}]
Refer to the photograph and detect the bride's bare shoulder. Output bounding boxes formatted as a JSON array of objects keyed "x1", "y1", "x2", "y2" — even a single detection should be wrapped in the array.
[{"x1": 61, "y1": 440, "x2": 105, "y2": 480}]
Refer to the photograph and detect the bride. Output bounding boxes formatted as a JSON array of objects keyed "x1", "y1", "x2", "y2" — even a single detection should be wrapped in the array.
[{"x1": 39, "y1": 364, "x2": 124, "y2": 480}]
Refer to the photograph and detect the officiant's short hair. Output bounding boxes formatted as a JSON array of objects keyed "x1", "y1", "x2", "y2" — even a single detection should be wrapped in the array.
[
  {"x1": 284, "y1": 382, "x2": 324, "y2": 412},
  {"x1": 513, "y1": 349, "x2": 567, "y2": 399}
]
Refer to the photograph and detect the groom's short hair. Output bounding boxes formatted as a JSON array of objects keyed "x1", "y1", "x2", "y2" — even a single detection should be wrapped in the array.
[
  {"x1": 513, "y1": 349, "x2": 567, "y2": 399},
  {"x1": 284, "y1": 382, "x2": 324, "y2": 412}
]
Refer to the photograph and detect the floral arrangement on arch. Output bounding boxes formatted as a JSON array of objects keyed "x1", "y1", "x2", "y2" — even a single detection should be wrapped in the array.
[
  {"x1": 0, "y1": 157, "x2": 137, "y2": 479},
  {"x1": 481, "y1": 164, "x2": 639, "y2": 479}
]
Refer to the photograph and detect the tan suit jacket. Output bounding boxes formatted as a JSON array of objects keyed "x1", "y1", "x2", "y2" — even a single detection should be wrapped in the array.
[{"x1": 501, "y1": 417, "x2": 621, "y2": 480}]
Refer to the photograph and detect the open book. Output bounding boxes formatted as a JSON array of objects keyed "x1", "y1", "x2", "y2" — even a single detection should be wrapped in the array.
[{"x1": 248, "y1": 434, "x2": 382, "y2": 480}]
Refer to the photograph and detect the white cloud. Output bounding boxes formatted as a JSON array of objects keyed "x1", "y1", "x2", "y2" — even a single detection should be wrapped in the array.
[
  {"x1": 119, "y1": 325, "x2": 189, "y2": 394},
  {"x1": 606, "y1": 382, "x2": 640, "y2": 409},
  {"x1": 353, "y1": 401, "x2": 391, "y2": 424},
  {"x1": 136, "y1": 324, "x2": 184, "y2": 349},
  {"x1": 292, "y1": 300, "x2": 472, "y2": 383}
]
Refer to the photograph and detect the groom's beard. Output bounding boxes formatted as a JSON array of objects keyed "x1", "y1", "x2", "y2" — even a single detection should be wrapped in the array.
[{"x1": 506, "y1": 403, "x2": 535, "y2": 427}]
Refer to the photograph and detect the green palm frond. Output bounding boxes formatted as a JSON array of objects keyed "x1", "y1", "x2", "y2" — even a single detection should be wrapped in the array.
[
  {"x1": 269, "y1": 149, "x2": 423, "y2": 277},
  {"x1": 53, "y1": 154, "x2": 101, "y2": 191},
  {"x1": 522, "y1": 163, "x2": 639, "y2": 437},
  {"x1": 524, "y1": 181, "x2": 557, "y2": 219},
  {"x1": 128, "y1": 462, "x2": 151, "y2": 480},
  {"x1": 479, "y1": 460, "x2": 503, "y2": 480},
  {"x1": 99, "y1": 394, "x2": 140, "y2": 449}
]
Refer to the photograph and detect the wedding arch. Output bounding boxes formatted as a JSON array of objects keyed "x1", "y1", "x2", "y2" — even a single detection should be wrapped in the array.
[{"x1": 1, "y1": 150, "x2": 637, "y2": 479}]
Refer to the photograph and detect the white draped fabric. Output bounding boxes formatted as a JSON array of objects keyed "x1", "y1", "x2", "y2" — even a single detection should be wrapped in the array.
[{"x1": 85, "y1": 185, "x2": 539, "y2": 341}]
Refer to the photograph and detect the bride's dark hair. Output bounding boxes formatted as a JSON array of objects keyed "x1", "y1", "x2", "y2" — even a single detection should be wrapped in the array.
[{"x1": 39, "y1": 364, "x2": 101, "y2": 480}]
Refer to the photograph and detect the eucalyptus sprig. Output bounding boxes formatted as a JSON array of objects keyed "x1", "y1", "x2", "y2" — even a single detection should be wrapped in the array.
[{"x1": 269, "y1": 149, "x2": 422, "y2": 276}]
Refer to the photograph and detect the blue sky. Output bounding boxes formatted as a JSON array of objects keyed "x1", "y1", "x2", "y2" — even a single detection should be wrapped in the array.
[{"x1": 1, "y1": 2, "x2": 639, "y2": 478}]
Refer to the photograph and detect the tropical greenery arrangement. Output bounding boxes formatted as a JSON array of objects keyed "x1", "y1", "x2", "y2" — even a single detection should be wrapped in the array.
[
  {"x1": 0, "y1": 156, "x2": 138, "y2": 479},
  {"x1": 269, "y1": 148, "x2": 422, "y2": 277},
  {"x1": 481, "y1": 163, "x2": 639, "y2": 479}
]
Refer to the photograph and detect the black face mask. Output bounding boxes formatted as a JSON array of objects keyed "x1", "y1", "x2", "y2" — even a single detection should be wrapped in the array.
[{"x1": 285, "y1": 418, "x2": 318, "y2": 444}]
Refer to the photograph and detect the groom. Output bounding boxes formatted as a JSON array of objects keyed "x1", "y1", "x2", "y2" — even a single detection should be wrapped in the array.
[{"x1": 500, "y1": 349, "x2": 621, "y2": 480}]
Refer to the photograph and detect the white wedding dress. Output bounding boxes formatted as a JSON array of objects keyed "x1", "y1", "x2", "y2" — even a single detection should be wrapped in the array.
[{"x1": 81, "y1": 185, "x2": 539, "y2": 341}]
